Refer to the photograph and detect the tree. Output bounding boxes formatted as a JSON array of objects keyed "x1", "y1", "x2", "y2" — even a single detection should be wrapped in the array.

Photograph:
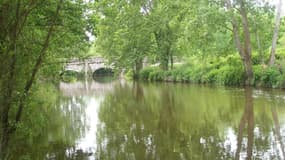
[
  {"x1": 269, "y1": 0, "x2": 283, "y2": 66},
  {"x1": 95, "y1": 0, "x2": 155, "y2": 76},
  {"x1": 149, "y1": 0, "x2": 190, "y2": 70},
  {"x1": 224, "y1": 0, "x2": 253, "y2": 85},
  {"x1": 0, "y1": 0, "x2": 90, "y2": 157},
  {"x1": 250, "y1": 4, "x2": 275, "y2": 64}
]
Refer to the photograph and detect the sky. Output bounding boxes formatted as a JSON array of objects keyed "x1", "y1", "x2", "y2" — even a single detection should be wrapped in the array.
[{"x1": 270, "y1": 0, "x2": 284, "y2": 16}]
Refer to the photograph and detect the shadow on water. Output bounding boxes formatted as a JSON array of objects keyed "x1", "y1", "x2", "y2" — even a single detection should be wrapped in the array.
[{"x1": 2, "y1": 81, "x2": 285, "y2": 159}]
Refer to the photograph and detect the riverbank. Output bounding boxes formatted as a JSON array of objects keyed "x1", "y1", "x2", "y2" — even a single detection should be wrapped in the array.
[{"x1": 138, "y1": 55, "x2": 285, "y2": 89}]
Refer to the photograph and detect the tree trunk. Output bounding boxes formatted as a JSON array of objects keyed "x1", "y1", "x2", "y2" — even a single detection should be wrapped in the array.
[
  {"x1": 0, "y1": 55, "x2": 16, "y2": 154},
  {"x1": 133, "y1": 58, "x2": 143, "y2": 79},
  {"x1": 160, "y1": 55, "x2": 169, "y2": 70},
  {"x1": 240, "y1": 0, "x2": 253, "y2": 85},
  {"x1": 256, "y1": 31, "x2": 264, "y2": 64},
  {"x1": 15, "y1": 0, "x2": 63, "y2": 123},
  {"x1": 170, "y1": 52, "x2": 174, "y2": 70},
  {"x1": 269, "y1": 0, "x2": 283, "y2": 66},
  {"x1": 254, "y1": 21, "x2": 264, "y2": 64},
  {"x1": 1, "y1": 0, "x2": 21, "y2": 156},
  {"x1": 242, "y1": 54, "x2": 253, "y2": 85},
  {"x1": 226, "y1": 0, "x2": 253, "y2": 85},
  {"x1": 154, "y1": 30, "x2": 170, "y2": 71}
]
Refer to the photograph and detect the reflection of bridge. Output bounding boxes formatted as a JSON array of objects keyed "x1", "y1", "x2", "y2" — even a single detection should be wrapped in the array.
[
  {"x1": 59, "y1": 80, "x2": 127, "y2": 97},
  {"x1": 64, "y1": 57, "x2": 113, "y2": 75},
  {"x1": 59, "y1": 81, "x2": 114, "y2": 97}
]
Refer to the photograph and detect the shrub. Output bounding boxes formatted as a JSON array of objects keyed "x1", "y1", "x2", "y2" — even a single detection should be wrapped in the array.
[
  {"x1": 253, "y1": 65, "x2": 281, "y2": 87},
  {"x1": 204, "y1": 68, "x2": 220, "y2": 83},
  {"x1": 138, "y1": 55, "x2": 284, "y2": 89},
  {"x1": 148, "y1": 69, "x2": 164, "y2": 81},
  {"x1": 275, "y1": 74, "x2": 285, "y2": 88},
  {"x1": 217, "y1": 65, "x2": 244, "y2": 85},
  {"x1": 139, "y1": 67, "x2": 156, "y2": 80},
  {"x1": 253, "y1": 65, "x2": 264, "y2": 86},
  {"x1": 125, "y1": 70, "x2": 134, "y2": 80}
]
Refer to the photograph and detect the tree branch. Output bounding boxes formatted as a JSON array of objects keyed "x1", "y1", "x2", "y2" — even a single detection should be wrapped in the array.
[{"x1": 14, "y1": 0, "x2": 63, "y2": 124}]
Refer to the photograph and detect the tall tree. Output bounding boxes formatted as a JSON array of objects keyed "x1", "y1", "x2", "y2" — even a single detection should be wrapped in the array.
[
  {"x1": 269, "y1": 0, "x2": 283, "y2": 66},
  {"x1": 225, "y1": 0, "x2": 253, "y2": 85},
  {"x1": 150, "y1": 0, "x2": 189, "y2": 70},
  {"x1": 95, "y1": 0, "x2": 154, "y2": 76},
  {"x1": 0, "y1": 0, "x2": 90, "y2": 157}
]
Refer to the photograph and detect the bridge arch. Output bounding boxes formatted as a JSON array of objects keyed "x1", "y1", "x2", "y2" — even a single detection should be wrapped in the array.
[
  {"x1": 64, "y1": 57, "x2": 114, "y2": 76},
  {"x1": 93, "y1": 67, "x2": 114, "y2": 77}
]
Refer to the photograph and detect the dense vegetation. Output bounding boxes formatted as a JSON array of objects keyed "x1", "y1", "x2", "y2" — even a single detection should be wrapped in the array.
[
  {"x1": 139, "y1": 52, "x2": 285, "y2": 88},
  {"x1": 94, "y1": 0, "x2": 284, "y2": 85},
  {"x1": 0, "y1": 0, "x2": 92, "y2": 158},
  {"x1": 0, "y1": 0, "x2": 284, "y2": 158}
]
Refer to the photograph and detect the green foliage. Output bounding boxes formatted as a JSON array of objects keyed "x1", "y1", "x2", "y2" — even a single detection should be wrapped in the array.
[
  {"x1": 60, "y1": 70, "x2": 83, "y2": 83},
  {"x1": 95, "y1": 0, "x2": 155, "y2": 73},
  {"x1": 93, "y1": 0, "x2": 284, "y2": 82},
  {"x1": 216, "y1": 66, "x2": 245, "y2": 85},
  {"x1": 0, "y1": 1, "x2": 91, "y2": 154},
  {"x1": 139, "y1": 55, "x2": 285, "y2": 88},
  {"x1": 139, "y1": 67, "x2": 157, "y2": 80},
  {"x1": 253, "y1": 65, "x2": 283, "y2": 88}
]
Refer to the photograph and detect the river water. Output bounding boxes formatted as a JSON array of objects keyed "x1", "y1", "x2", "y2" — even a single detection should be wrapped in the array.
[{"x1": 8, "y1": 79, "x2": 285, "y2": 159}]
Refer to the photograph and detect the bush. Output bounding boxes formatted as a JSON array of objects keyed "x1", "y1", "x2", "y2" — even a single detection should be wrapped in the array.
[
  {"x1": 275, "y1": 74, "x2": 285, "y2": 88},
  {"x1": 137, "y1": 55, "x2": 285, "y2": 89},
  {"x1": 216, "y1": 65, "x2": 244, "y2": 85},
  {"x1": 253, "y1": 65, "x2": 281, "y2": 88},
  {"x1": 138, "y1": 62, "x2": 245, "y2": 85},
  {"x1": 204, "y1": 68, "x2": 220, "y2": 83},
  {"x1": 139, "y1": 67, "x2": 155, "y2": 80},
  {"x1": 149, "y1": 69, "x2": 164, "y2": 81}
]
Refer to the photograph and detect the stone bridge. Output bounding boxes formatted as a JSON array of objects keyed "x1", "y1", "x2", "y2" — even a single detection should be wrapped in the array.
[{"x1": 64, "y1": 57, "x2": 113, "y2": 75}]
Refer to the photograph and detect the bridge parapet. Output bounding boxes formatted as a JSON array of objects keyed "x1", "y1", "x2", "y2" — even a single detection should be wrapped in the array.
[{"x1": 64, "y1": 57, "x2": 112, "y2": 74}]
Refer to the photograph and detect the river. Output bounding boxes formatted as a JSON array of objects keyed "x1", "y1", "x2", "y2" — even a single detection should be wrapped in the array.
[{"x1": 7, "y1": 78, "x2": 285, "y2": 159}]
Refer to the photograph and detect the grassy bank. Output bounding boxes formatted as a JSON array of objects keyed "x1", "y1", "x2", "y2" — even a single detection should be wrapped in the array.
[{"x1": 138, "y1": 55, "x2": 285, "y2": 89}]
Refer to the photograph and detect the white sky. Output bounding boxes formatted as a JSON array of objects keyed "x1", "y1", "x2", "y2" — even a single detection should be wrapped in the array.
[{"x1": 270, "y1": 0, "x2": 285, "y2": 16}]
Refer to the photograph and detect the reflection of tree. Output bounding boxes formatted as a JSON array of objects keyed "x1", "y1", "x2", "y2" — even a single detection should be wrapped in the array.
[
  {"x1": 6, "y1": 84, "x2": 90, "y2": 160},
  {"x1": 96, "y1": 82, "x2": 285, "y2": 160},
  {"x1": 96, "y1": 83, "x2": 233, "y2": 160},
  {"x1": 246, "y1": 88, "x2": 254, "y2": 160},
  {"x1": 271, "y1": 105, "x2": 285, "y2": 159},
  {"x1": 234, "y1": 88, "x2": 285, "y2": 160},
  {"x1": 235, "y1": 87, "x2": 254, "y2": 160}
]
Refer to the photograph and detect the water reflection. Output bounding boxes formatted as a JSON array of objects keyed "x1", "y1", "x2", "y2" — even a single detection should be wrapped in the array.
[
  {"x1": 59, "y1": 78, "x2": 118, "y2": 97},
  {"x1": 96, "y1": 83, "x2": 285, "y2": 160},
  {"x1": 235, "y1": 87, "x2": 254, "y2": 160},
  {"x1": 4, "y1": 81, "x2": 285, "y2": 160},
  {"x1": 5, "y1": 78, "x2": 119, "y2": 160},
  {"x1": 271, "y1": 102, "x2": 285, "y2": 159},
  {"x1": 7, "y1": 93, "x2": 90, "y2": 159}
]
